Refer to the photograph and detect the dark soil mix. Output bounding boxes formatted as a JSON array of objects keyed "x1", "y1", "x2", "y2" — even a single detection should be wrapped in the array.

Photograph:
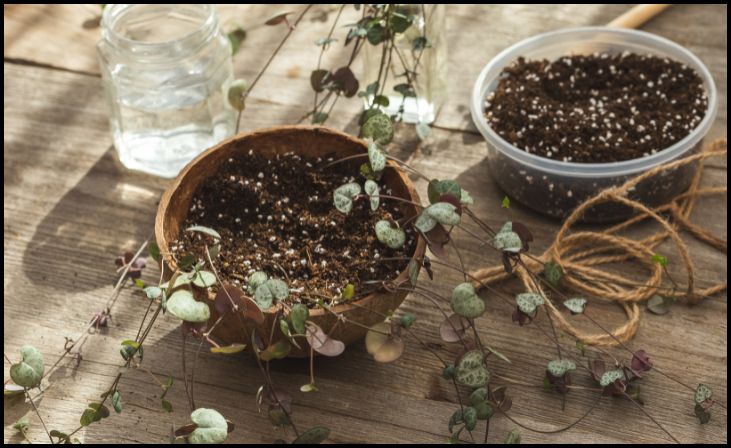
[
  {"x1": 484, "y1": 52, "x2": 707, "y2": 163},
  {"x1": 170, "y1": 151, "x2": 417, "y2": 306}
]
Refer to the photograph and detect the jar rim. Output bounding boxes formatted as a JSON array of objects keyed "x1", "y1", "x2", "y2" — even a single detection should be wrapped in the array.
[{"x1": 101, "y1": 4, "x2": 217, "y2": 51}]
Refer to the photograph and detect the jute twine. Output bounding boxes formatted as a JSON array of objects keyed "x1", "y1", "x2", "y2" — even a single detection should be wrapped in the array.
[{"x1": 470, "y1": 138, "x2": 727, "y2": 346}]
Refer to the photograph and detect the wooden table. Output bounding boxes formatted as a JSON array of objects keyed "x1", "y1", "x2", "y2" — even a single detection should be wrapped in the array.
[{"x1": 4, "y1": 4, "x2": 727, "y2": 444}]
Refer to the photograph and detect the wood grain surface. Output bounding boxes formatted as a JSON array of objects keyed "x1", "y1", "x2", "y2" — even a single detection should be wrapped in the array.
[{"x1": 4, "y1": 4, "x2": 727, "y2": 444}]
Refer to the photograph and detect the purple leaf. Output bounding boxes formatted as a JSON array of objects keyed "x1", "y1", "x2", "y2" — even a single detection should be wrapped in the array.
[
  {"x1": 439, "y1": 314, "x2": 469, "y2": 342},
  {"x1": 630, "y1": 350, "x2": 652, "y2": 373},
  {"x1": 305, "y1": 322, "x2": 345, "y2": 357}
]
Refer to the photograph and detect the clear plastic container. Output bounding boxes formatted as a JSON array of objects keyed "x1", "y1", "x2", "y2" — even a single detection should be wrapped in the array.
[
  {"x1": 470, "y1": 27, "x2": 717, "y2": 222},
  {"x1": 97, "y1": 4, "x2": 236, "y2": 178}
]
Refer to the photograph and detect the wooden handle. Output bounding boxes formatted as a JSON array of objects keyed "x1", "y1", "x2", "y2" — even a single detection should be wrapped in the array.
[{"x1": 607, "y1": 4, "x2": 671, "y2": 29}]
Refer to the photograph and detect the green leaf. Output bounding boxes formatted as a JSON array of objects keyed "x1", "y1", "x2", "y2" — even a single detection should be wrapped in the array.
[
  {"x1": 210, "y1": 344, "x2": 247, "y2": 355},
  {"x1": 362, "y1": 113, "x2": 394, "y2": 146},
  {"x1": 414, "y1": 211, "x2": 437, "y2": 233},
  {"x1": 460, "y1": 189, "x2": 474, "y2": 205},
  {"x1": 186, "y1": 225, "x2": 221, "y2": 240},
  {"x1": 134, "y1": 278, "x2": 145, "y2": 289},
  {"x1": 651, "y1": 253, "x2": 668, "y2": 267},
  {"x1": 293, "y1": 427, "x2": 330, "y2": 444},
  {"x1": 112, "y1": 390, "x2": 122, "y2": 413},
  {"x1": 543, "y1": 262, "x2": 563, "y2": 287},
  {"x1": 373, "y1": 95, "x2": 390, "y2": 107},
  {"x1": 399, "y1": 314, "x2": 416, "y2": 329},
  {"x1": 389, "y1": 12, "x2": 413, "y2": 33},
  {"x1": 366, "y1": 23, "x2": 386, "y2": 45},
  {"x1": 463, "y1": 406, "x2": 477, "y2": 431},
  {"x1": 148, "y1": 241, "x2": 161, "y2": 263},
  {"x1": 407, "y1": 259, "x2": 420, "y2": 285},
  {"x1": 375, "y1": 220, "x2": 406, "y2": 249},
  {"x1": 412, "y1": 36, "x2": 428, "y2": 51},
  {"x1": 393, "y1": 83, "x2": 416, "y2": 97},
  {"x1": 189, "y1": 408, "x2": 229, "y2": 444},
  {"x1": 227, "y1": 26, "x2": 247, "y2": 55},
  {"x1": 455, "y1": 350, "x2": 490, "y2": 388},
  {"x1": 451, "y1": 282, "x2": 485, "y2": 319},
  {"x1": 493, "y1": 222, "x2": 522, "y2": 253},
  {"x1": 333, "y1": 182, "x2": 362, "y2": 214},
  {"x1": 426, "y1": 202, "x2": 461, "y2": 226},
  {"x1": 368, "y1": 141, "x2": 387, "y2": 174},
  {"x1": 260, "y1": 340, "x2": 291, "y2": 361},
  {"x1": 427, "y1": 179, "x2": 461, "y2": 204},
  {"x1": 312, "y1": 112, "x2": 328, "y2": 124},
  {"x1": 516, "y1": 292, "x2": 544, "y2": 315},
  {"x1": 10, "y1": 345, "x2": 44, "y2": 388},
  {"x1": 80, "y1": 403, "x2": 110, "y2": 427},
  {"x1": 289, "y1": 304, "x2": 309, "y2": 335},
  {"x1": 13, "y1": 418, "x2": 28, "y2": 435},
  {"x1": 416, "y1": 122, "x2": 431, "y2": 140},
  {"x1": 501, "y1": 196, "x2": 510, "y2": 208},
  {"x1": 504, "y1": 428, "x2": 522, "y2": 444},
  {"x1": 364, "y1": 179, "x2": 380, "y2": 211},
  {"x1": 600, "y1": 369, "x2": 625, "y2": 387},
  {"x1": 341, "y1": 283, "x2": 355, "y2": 301},
  {"x1": 162, "y1": 399, "x2": 173, "y2": 413},
  {"x1": 191, "y1": 270, "x2": 217, "y2": 288},
  {"x1": 647, "y1": 295, "x2": 670, "y2": 315},
  {"x1": 246, "y1": 271, "x2": 269, "y2": 295},
  {"x1": 254, "y1": 279, "x2": 289, "y2": 309},
  {"x1": 563, "y1": 297, "x2": 587, "y2": 314},
  {"x1": 547, "y1": 359, "x2": 576, "y2": 377},
  {"x1": 695, "y1": 384, "x2": 712, "y2": 404},
  {"x1": 300, "y1": 383, "x2": 319, "y2": 393},
  {"x1": 315, "y1": 37, "x2": 337, "y2": 47},
  {"x1": 167, "y1": 290, "x2": 210, "y2": 323},
  {"x1": 144, "y1": 286, "x2": 162, "y2": 300}
]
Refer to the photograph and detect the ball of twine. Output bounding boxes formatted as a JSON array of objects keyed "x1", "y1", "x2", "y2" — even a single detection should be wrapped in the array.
[{"x1": 470, "y1": 138, "x2": 727, "y2": 346}]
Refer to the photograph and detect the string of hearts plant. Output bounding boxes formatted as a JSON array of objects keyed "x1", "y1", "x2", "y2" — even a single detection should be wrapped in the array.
[{"x1": 5, "y1": 4, "x2": 725, "y2": 446}]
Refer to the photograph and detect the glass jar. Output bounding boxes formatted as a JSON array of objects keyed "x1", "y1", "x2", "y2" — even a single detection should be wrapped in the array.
[
  {"x1": 97, "y1": 4, "x2": 235, "y2": 178},
  {"x1": 362, "y1": 4, "x2": 447, "y2": 124}
]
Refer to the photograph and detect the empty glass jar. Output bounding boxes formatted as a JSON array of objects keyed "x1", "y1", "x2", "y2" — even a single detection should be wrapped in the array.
[{"x1": 97, "y1": 4, "x2": 235, "y2": 178}]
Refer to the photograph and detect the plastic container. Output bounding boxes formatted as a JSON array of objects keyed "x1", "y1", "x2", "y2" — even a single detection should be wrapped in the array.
[{"x1": 470, "y1": 27, "x2": 717, "y2": 222}]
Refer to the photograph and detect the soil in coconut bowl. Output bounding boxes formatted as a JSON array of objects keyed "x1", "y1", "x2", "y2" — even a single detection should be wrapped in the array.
[
  {"x1": 483, "y1": 52, "x2": 709, "y2": 221},
  {"x1": 169, "y1": 149, "x2": 417, "y2": 315}
]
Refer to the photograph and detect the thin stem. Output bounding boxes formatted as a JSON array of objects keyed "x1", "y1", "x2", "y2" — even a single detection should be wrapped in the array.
[
  {"x1": 26, "y1": 390, "x2": 54, "y2": 444},
  {"x1": 621, "y1": 390, "x2": 680, "y2": 443},
  {"x1": 235, "y1": 4, "x2": 314, "y2": 133}
]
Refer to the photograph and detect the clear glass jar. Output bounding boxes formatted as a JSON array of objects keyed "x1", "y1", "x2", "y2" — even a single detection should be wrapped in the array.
[
  {"x1": 362, "y1": 4, "x2": 447, "y2": 124},
  {"x1": 97, "y1": 4, "x2": 235, "y2": 178}
]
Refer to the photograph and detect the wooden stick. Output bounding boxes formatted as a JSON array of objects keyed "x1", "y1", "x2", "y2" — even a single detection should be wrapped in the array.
[{"x1": 607, "y1": 4, "x2": 671, "y2": 29}]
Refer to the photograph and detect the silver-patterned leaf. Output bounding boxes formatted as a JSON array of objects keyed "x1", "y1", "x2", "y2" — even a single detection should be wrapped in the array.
[
  {"x1": 333, "y1": 182, "x2": 362, "y2": 214},
  {"x1": 516, "y1": 292, "x2": 544, "y2": 314},
  {"x1": 451, "y1": 283, "x2": 485, "y2": 319},
  {"x1": 426, "y1": 202, "x2": 461, "y2": 226},
  {"x1": 167, "y1": 290, "x2": 210, "y2": 323},
  {"x1": 493, "y1": 222, "x2": 522, "y2": 253},
  {"x1": 563, "y1": 297, "x2": 587, "y2": 314},
  {"x1": 10, "y1": 346, "x2": 44, "y2": 388},
  {"x1": 374, "y1": 220, "x2": 406, "y2": 249},
  {"x1": 368, "y1": 141, "x2": 387, "y2": 173},
  {"x1": 364, "y1": 180, "x2": 380, "y2": 211},
  {"x1": 600, "y1": 369, "x2": 625, "y2": 387},
  {"x1": 414, "y1": 212, "x2": 437, "y2": 233},
  {"x1": 547, "y1": 359, "x2": 576, "y2": 377},
  {"x1": 189, "y1": 408, "x2": 228, "y2": 444}
]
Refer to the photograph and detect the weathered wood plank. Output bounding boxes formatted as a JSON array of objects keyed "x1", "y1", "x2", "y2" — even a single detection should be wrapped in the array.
[
  {"x1": 4, "y1": 3, "x2": 727, "y2": 445},
  {"x1": 4, "y1": 61, "x2": 726, "y2": 444}
]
